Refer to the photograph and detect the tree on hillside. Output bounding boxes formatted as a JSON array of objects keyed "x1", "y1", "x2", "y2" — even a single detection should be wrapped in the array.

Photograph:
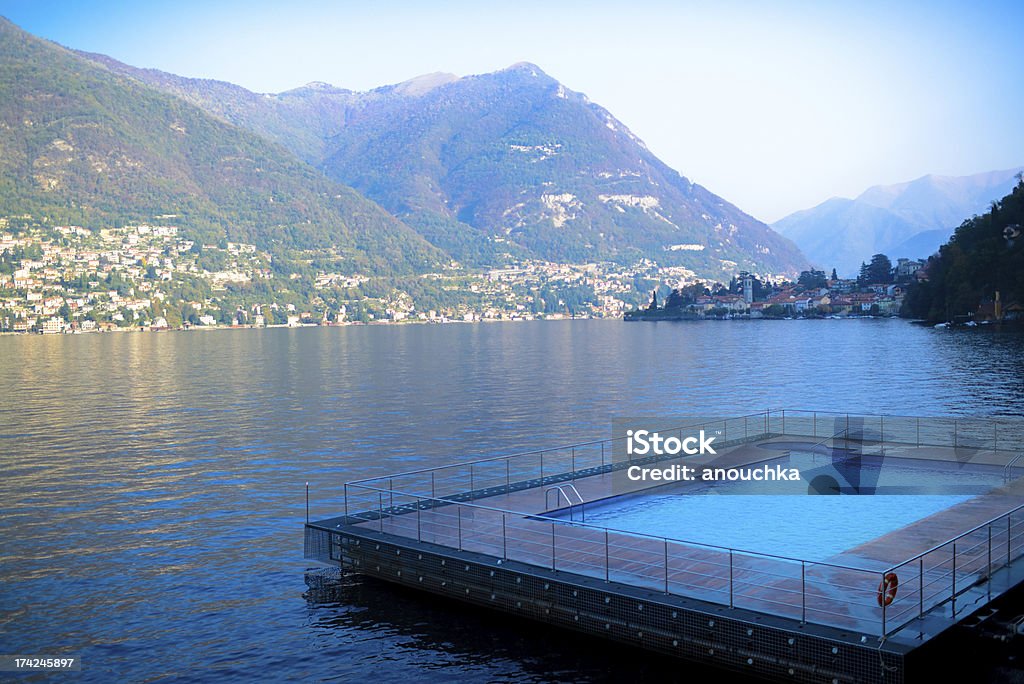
[
  {"x1": 663, "y1": 283, "x2": 708, "y2": 310},
  {"x1": 798, "y1": 269, "x2": 827, "y2": 290},
  {"x1": 859, "y1": 254, "x2": 892, "y2": 285},
  {"x1": 902, "y1": 178, "x2": 1024, "y2": 321}
]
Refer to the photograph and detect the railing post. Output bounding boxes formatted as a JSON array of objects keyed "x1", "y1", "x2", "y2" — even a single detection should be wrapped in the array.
[
  {"x1": 813, "y1": 412, "x2": 817, "y2": 438},
  {"x1": 506, "y1": 459, "x2": 510, "y2": 494},
  {"x1": 541, "y1": 452, "x2": 545, "y2": 483},
  {"x1": 919, "y1": 558, "x2": 924, "y2": 618},
  {"x1": 994, "y1": 420, "x2": 998, "y2": 451},
  {"x1": 881, "y1": 571, "x2": 887, "y2": 635},
  {"x1": 664, "y1": 539, "x2": 669, "y2": 594},
  {"x1": 431, "y1": 471, "x2": 436, "y2": 500},
  {"x1": 601, "y1": 442, "x2": 605, "y2": 468},
  {"x1": 988, "y1": 525, "x2": 993, "y2": 588},
  {"x1": 801, "y1": 562, "x2": 806, "y2": 624},
  {"x1": 378, "y1": 492, "x2": 384, "y2": 532},
  {"x1": 417, "y1": 497, "x2": 422, "y2": 541},
  {"x1": 954, "y1": 420, "x2": 958, "y2": 448},
  {"x1": 470, "y1": 464, "x2": 474, "y2": 498},
  {"x1": 880, "y1": 415, "x2": 884, "y2": 446},
  {"x1": 951, "y1": 542, "x2": 956, "y2": 599},
  {"x1": 551, "y1": 522, "x2": 556, "y2": 570},
  {"x1": 744, "y1": 416, "x2": 748, "y2": 440},
  {"x1": 605, "y1": 530, "x2": 610, "y2": 582},
  {"x1": 502, "y1": 513, "x2": 507, "y2": 560},
  {"x1": 1009, "y1": 514, "x2": 1013, "y2": 567},
  {"x1": 344, "y1": 483, "x2": 349, "y2": 519},
  {"x1": 729, "y1": 550, "x2": 734, "y2": 608},
  {"x1": 571, "y1": 447, "x2": 576, "y2": 475},
  {"x1": 306, "y1": 482, "x2": 309, "y2": 525},
  {"x1": 782, "y1": 409, "x2": 786, "y2": 434},
  {"x1": 458, "y1": 506, "x2": 463, "y2": 551}
]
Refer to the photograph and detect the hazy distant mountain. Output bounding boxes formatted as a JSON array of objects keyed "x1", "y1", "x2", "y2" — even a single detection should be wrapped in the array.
[
  {"x1": 884, "y1": 229, "x2": 949, "y2": 265},
  {"x1": 0, "y1": 17, "x2": 444, "y2": 275},
  {"x1": 82, "y1": 55, "x2": 808, "y2": 277},
  {"x1": 774, "y1": 168, "x2": 1023, "y2": 276}
]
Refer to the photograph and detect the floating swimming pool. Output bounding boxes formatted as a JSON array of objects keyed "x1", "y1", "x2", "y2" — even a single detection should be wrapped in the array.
[
  {"x1": 314, "y1": 411, "x2": 1024, "y2": 683},
  {"x1": 552, "y1": 453, "x2": 1007, "y2": 562}
]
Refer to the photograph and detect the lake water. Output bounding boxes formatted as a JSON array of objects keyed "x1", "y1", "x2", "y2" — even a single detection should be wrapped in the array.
[{"x1": 1, "y1": 319, "x2": 1023, "y2": 682}]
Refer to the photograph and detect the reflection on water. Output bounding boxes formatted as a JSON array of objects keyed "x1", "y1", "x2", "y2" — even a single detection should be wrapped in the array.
[{"x1": 1, "y1": 320, "x2": 1023, "y2": 681}]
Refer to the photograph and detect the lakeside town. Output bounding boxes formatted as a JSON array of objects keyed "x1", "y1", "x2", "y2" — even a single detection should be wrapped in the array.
[
  {"x1": 627, "y1": 255, "x2": 928, "y2": 321},
  {"x1": 0, "y1": 218, "x2": 671, "y2": 334},
  {"x1": 0, "y1": 218, "x2": 944, "y2": 335}
]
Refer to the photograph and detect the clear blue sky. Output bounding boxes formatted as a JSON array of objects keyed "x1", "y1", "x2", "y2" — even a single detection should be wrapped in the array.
[{"x1": 2, "y1": 0, "x2": 1022, "y2": 223}]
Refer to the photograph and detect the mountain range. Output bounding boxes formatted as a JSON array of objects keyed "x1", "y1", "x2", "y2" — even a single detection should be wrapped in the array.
[
  {"x1": 63, "y1": 38, "x2": 808, "y2": 278},
  {"x1": 0, "y1": 17, "x2": 449, "y2": 276},
  {"x1": 773, "y1": 168, "x2": 1023, "y2": 277}
]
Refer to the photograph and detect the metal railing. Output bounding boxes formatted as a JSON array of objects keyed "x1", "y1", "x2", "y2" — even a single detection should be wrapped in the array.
[
  {"x1": 880, "y1": 501, "x2": 1024, "y2": 636},
  {"x1": 1006, "y1": 454, "x2": 1024, "y2": 483},
  {"x1": 345, "y1": 410, "x2": 1023, "y2": 505},
  {"x1": 345, "y1": 411, "x2": 781, "y2": 509},
  {"x1": 320, "y1": 410, "x2": 1024, "y2": 639},
  {"x1": 344, "y1": 479, "x2": 891, "y2": 635}
]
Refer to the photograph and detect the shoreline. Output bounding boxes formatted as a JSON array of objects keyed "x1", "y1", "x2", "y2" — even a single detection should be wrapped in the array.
[
  {"x1": 4, "y1": 315, "x2": 1019, "y2": 338},
  {"x1": 0, "y1": 315, "x2": 597, "y2": 336}
]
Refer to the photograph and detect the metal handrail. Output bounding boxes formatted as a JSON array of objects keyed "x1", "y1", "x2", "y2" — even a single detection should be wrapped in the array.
[
  {"x1": 344, "y1": 481, "x2": 886, "y2": 575},
  {"x1": 343, "y1": 422, "x2": 1021, "y2": 576},
  {"x1": 781, "y1": 408, "x2": 982, "y2": 420},
  {"x1": 348, "y1": 411, "x2": 1021, "y2": 487},
  {"x1": 346, "y1": 410, "x2": 776, "y2": 484},
  {"x1": 885, "y1": 501, "x2": 1024, "y2": 572},
  {"x1": 1006, "y1": 453, "x2": 1023, "y2": 482},
  {"x1": 804, "y1": 426, "x2": 852, "y2": 453},
  {"x1": 544, "y1": 483, "x2": 586, "y2": 522}
]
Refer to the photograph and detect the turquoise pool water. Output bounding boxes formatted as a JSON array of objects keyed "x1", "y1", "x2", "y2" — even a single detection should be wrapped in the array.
[{"x1": 559, "y1": 454, "x2": 1007, "y2": 562}]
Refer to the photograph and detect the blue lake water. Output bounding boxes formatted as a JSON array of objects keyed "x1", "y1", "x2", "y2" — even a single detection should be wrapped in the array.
[{"x1": 1, "y1": 319, "x2": 1023, "y2": 682}]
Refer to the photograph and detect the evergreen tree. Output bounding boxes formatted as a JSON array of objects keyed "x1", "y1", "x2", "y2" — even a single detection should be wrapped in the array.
[{"x1": 859, "y1": 254, "x2": 892, "y2": 285}]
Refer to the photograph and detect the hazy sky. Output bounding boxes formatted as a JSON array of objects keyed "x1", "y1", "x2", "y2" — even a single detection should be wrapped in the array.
[{"x1": 3, "y1": 0, "x2": 1022, "y2": 223}]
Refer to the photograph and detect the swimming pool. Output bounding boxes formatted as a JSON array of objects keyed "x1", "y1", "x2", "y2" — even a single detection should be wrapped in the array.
[{"x1": 553, "y1": 454, "x2": 1007, "y2": 562}]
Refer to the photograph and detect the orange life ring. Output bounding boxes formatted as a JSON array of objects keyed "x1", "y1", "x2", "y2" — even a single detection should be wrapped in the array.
[{"x1": 877, "y1": 572, "x2": 899, "y2": 607}]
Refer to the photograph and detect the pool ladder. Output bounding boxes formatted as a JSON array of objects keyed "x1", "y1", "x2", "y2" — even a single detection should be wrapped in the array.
[
  {"x1": 1005, "y1": 453, "x2": 1023, "y2": 483},
  {"x1": 545, "y1": 483, "x2": 586, "y2": 522}
]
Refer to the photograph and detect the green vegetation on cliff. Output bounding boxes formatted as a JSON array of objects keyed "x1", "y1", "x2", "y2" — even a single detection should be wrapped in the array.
[{"x1": 902, "y1": 178, "x2": 1024, "y2": 321}]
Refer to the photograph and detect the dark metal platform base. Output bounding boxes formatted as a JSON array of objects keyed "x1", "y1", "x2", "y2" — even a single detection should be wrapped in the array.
[{"x1": 307, "y1": 522, "x2": 915, "y2": 684}]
